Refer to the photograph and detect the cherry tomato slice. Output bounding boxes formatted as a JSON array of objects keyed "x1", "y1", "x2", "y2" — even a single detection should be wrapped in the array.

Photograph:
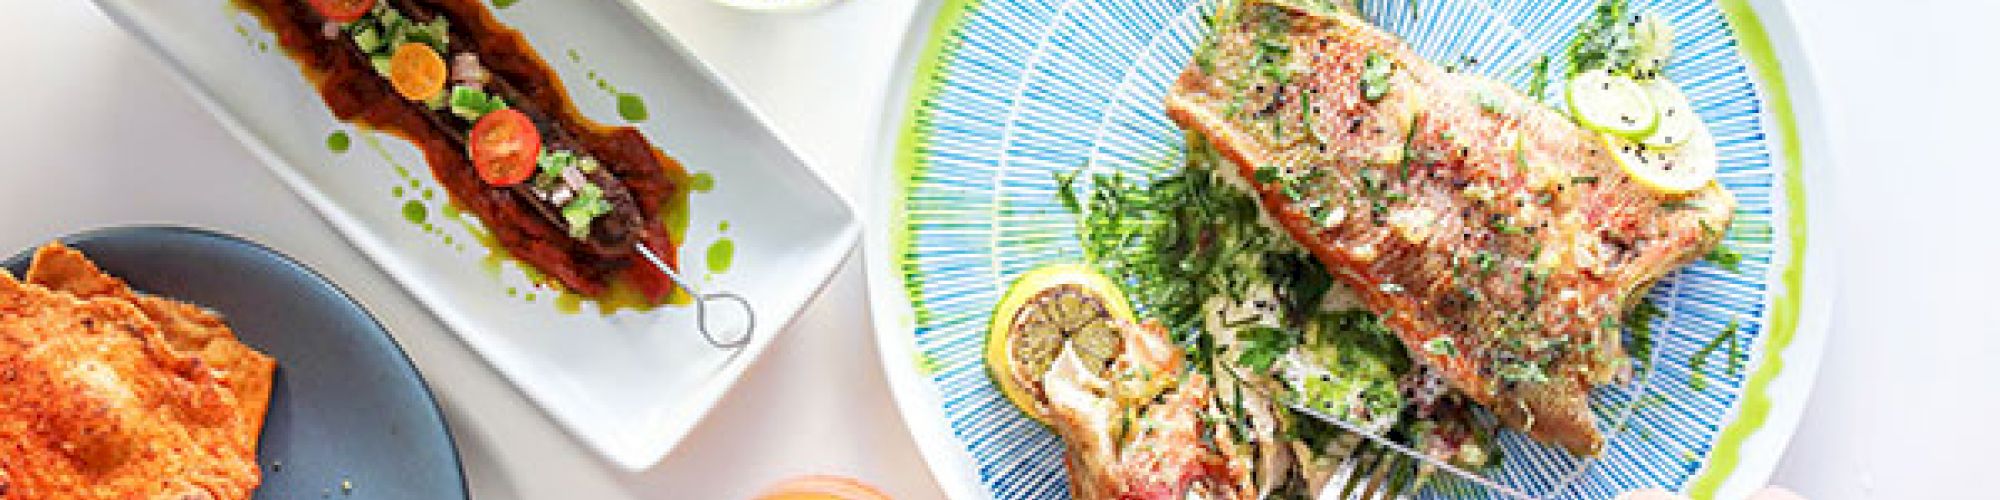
[
  {"x1": 468, "y1": 109, "x2": 542, "y2": 187},
  {"x1": 308, "y1": 0, "x2": 375, "y2": 23}
]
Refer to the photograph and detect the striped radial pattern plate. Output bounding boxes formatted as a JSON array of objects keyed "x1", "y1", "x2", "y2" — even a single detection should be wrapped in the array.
[{"x1": 890, "y1": 0, "x2": 1783, "y2": 498}]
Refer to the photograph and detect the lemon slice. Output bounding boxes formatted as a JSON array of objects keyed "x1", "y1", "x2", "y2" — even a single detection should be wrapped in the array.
[
  {"x1": 1566, "y1": 70, "x2": 1657, "y2": 140},
  {"x1": 1638, "y1": 79, "x2": 1701, "y2": 150},
  {"x1": 985, "y1": 264, "x2": 1136, "y2": 423},
  {"x1": 1606, "y1": 118, "x2": 1718, "y2": 195}
]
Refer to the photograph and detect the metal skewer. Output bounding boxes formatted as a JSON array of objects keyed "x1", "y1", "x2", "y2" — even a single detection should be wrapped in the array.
[{"x1": 635, "y1": 244, "x2": 754, "y2": 349}]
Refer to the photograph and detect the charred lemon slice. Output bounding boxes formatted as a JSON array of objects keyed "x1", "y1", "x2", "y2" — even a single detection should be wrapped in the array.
[{"x1": 985, "y1": 264, "x2": 1136, "y2": 423}]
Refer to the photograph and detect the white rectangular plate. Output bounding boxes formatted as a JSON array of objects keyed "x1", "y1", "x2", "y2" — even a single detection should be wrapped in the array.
[{"x1": 94, "y1": 0, "x2": 858, "y2": 470}]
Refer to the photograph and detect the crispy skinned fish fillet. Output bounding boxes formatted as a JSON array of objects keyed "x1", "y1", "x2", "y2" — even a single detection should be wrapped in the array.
[
  {"x1": 0, "y1": 244, "x2": 275, "y2": 499},
  {"x1": 1165, "y1": 0, "x2": 1733, "y2": 455}
]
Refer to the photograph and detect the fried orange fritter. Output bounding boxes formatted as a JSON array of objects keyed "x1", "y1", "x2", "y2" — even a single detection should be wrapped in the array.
[{"x1": 0, "y1": 243, "x2": 274, "y2": 499}]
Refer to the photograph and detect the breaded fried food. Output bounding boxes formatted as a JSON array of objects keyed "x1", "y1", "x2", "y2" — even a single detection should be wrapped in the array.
[{"x1": 0, "y1": 243, "x2": 275, "y2": 499}]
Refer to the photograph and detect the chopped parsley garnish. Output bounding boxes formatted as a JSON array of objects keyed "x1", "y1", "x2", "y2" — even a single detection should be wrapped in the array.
[
  {"x1": 1706, "y1": 243, "x2": 1743, "y2": 273},
  {"x1": 1525, "y1": 54, "x2": 1553, "y2": 96},
  {"x1": 1254, "y1": 165, "x2": 1282, "y2": 183},
  {"x1": 1566, "y1": 0, "x2": 1638, "y2": 77},
  {"x1": 1423, "y1": 337, "x2": 1458, "y2": 356},
  {"x1": 1360, "y1": 51, "x2": 1395, "y2": 103},
  {"x1": 1236, "y1": 326, "x2": 1296, "y2": 373},
  {"x1": 1623, "y1": 297, "x2": 1663, "y2": 374}
]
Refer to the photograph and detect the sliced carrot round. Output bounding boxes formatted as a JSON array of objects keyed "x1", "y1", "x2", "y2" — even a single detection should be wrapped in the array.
[
  {"x1": 468, "y1": 109, "x2": 542, "y2": 187},
  {"x1": 388, "y1": 42, "x2": 447, "y2": 102}
]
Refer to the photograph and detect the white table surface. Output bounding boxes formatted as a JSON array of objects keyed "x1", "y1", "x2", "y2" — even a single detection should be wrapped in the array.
[{"x1": 1, "y1": 0, "x2": 1992, "y2": 499}]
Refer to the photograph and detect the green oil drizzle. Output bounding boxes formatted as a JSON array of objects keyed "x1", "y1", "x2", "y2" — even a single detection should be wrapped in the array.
[
  {"x1": 914, "y1": 352, "x2": 945, "y2": 376},
  {"x1": 1689, "y1": 3, "x2": 1812, "y2": 498},
  {"x1": 492, "y1": 0, "x2": 520, "y2": 8},
  {"x1": 401, "y1": 200, "x2": 428, "y2": 225},
  {"x1": 563, "y1": 49, "x2": 650, "y2": 123},
  {"x1": 616, "y1": 93, "x2": 649, "y2": 122},
  {"x1": 890, "y1": 0, "x2": 981, "y2": 329},
  {"x1": 705, "y1": 238, "x2": 736, "y2": 274},
  {"x1": 554, "y1": 292, "x2": 583, "y2": 314},
  {"x1": 690, "y1": 172, "x2": 715, "y2": 193},
  {"x1": 327, "y1": 130, "x2": 351, "y2": 153}
]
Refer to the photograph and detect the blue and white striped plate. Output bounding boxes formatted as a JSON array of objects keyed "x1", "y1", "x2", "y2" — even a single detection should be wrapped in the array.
[{"x1": 862, "y1": 1, "x2": 1835, "y2": 498}]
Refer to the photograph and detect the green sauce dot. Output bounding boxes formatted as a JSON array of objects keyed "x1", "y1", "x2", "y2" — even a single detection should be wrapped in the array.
[
  {"x1": 616, "y1": 93, "x2": 648, "y2": 122},
  {"x1": 690, "y1": 172, "x2": 715, "y2": 193},
  {"x1": 402, "y1": 200, "x2": 428, "y2": 225},
  {"x1": 392, "y1": 186, "x2": 405, "y2": 198},
  {"x1": 493, "y1": 0, "x2": 521, "y2": 8},
  {"x1": 327, "y1": 131, "x2": 351, "y2": 154},
  {"x1": 718, "y1": 220, "x2": 730, "y2": 232},
  {"x1": 705, "y1": 238, "x2": 735, "y2": 274},
  {"x1": 422, "y1": 188, "x2": 435, "y2": 200}
]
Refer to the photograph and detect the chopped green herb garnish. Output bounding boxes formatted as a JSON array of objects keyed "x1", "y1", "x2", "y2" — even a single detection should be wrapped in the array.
[
  {"x1": 1236, "y1": 326, "x2": 1296, "y2": 373},
  {"x1": 1706, "y1": 243, "x2": 1743, "y2": 273},
  {"x1": 1422, "y1": 337, "x2": 1457, "y2": 356},
  {"x1": 449, "y1": 86, "x2": 509, "y2": 121},
  {"x1": 1360, "y1": 51, "x2": 1395, "y2": 103},
  {"x1": 1567, "y1": 0, "x2": 1638, "y2": 77},
  {"x1": 1525, "y1": 54, "x2": 1552, "y2": 96},
  {"x1": 1624, "y1": 297, "x2": 1663, "y2": 374},
  {"x1": 561, "y1": 183, "x2": 610, "y2": 240},
  {"x1": 1254, "y1": 166, "x2": 1282, "y2": 183}
]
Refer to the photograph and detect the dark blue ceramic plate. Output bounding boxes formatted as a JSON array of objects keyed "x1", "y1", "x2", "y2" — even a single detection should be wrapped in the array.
[{"x1": 3, "y1": 226, "x2": 466, "y2": 499}]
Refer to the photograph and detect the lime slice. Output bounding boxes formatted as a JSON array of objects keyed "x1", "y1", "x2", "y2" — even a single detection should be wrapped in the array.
[
  {"x1": 985, "y1": 264, "x2": 1136, "y2": 423},
  {"x1": 1606, "y1": 118, "x2": 1718, "y2": 195},
  {"x1": 1638, "y1": 79, "x2": 1701, "y2": 150},
  {"x1": 1566, "y1": 70, "x2": 1657, "y2": 140}
]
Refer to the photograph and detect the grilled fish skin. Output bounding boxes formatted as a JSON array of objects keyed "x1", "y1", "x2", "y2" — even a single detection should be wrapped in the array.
[{"x1": 1164, "y1": 0, "x2": 1733, "y2": 455}]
